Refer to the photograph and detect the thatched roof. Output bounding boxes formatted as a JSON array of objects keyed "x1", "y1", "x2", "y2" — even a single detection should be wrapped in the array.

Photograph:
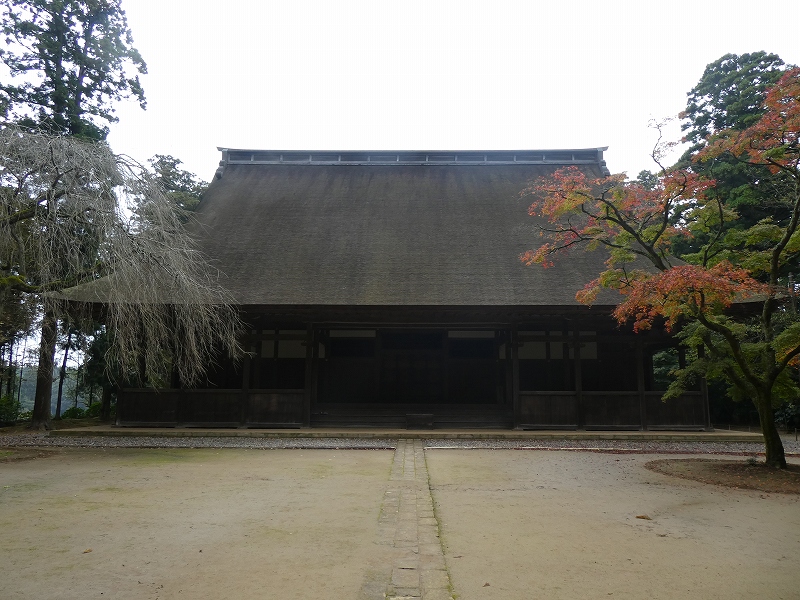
[{"x1": 189, "y1": 149, "x2": 614, "y2": 307}]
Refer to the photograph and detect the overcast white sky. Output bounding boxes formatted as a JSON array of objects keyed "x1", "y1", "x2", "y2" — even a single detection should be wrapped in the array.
[{"x1": 106, "y1": 0, "x2": 799, "y2": 182}]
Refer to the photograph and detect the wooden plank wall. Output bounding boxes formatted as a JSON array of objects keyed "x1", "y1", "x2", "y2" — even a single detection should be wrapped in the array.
[
  {"x1": 516, "y1": 391, "x2": 707, "y2": 430},
  {"x1": 117, "y1": 389, "x2": 304, "y2": 427}
]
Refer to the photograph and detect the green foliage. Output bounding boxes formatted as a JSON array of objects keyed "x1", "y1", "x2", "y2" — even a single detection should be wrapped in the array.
[
  {"x1": 0, "y1": 0, "x2": 146, "y2": 428},
  {"x1": 57, "y1": 401, "x2": 108, "y2": 419},
  {"x1": 525, "y1": 70, "x2": 800, "y2": 466},
  {"x1": 671, "y1": 310, "x2": 800, "y2": 410},
  {"x1": 681, "y1": 52, "x2": 788, "y2": 145},
  {"x1": 75, "y1": 326, "x2": 111, "y2": 392},
  {"x1": 775, "y1": 401, "x2": 800, "y2": 430},
  {"x1": 60, "y1": 405, "x2": 84, "y2": 419},
  {"x1": 651, "y1": 348, "x2": 679, "y2": 391},
  {"x1": 635, "y1": 170, "x2": 659, "y2": 191},
  {"x1": 84, "y1": 401, "x2": 102, "y2": 417},
  {"x1": 0, "y1": 0, "x2": 147, "y2": 139},
  {"x1": 148, "y1": 155, "x2": 208, "y2": 216},
  {"x1": 0, "y1": 393, "x2": 20, "y2": 423},
  {"x1": 676, "y1": 52, "x2": 794, "y2": 252},
  {"x1": 0, "y1": 259, "x2": 37, "y2": 350}
]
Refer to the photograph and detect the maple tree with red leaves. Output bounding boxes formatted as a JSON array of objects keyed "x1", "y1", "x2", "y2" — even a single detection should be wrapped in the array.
[{"x1": 522, "y1": 69, "x2": 800, "y2": 468}]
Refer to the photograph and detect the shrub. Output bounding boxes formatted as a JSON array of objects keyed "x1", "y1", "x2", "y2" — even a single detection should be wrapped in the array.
[
  {"x1": 775, "y1": 402, "x2": 800, "y2": 431},
  {"x1": 0, "y1": 395, "x2": 21, "y2": 424},
  {"x1": 85, "y1": 403, "x2": 103, "y2": 418},
  {"x1": 60, "y1": 406, "x2": 86, "y2": 419}
]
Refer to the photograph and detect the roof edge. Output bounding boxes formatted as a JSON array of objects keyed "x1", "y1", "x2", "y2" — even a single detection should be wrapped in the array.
[{"x1": 213, "y1": 148, "x2": 611, "y2": 178}]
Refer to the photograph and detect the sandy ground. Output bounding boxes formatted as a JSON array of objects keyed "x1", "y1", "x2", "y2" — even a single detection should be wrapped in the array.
[
  {"x1": 2, "y1": 448, "x2": 799, "y2": 599},
  {"x1": 427, "y1": 450, "x2": 800, "y2": 600},
  {"x1": 0, "y1": 448, "x2": 392, "y2": 600}
]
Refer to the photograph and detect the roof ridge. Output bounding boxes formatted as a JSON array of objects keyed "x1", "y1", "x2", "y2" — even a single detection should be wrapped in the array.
[{"x1": 214, "y1": 148, "x2": 611, "y2": 179}]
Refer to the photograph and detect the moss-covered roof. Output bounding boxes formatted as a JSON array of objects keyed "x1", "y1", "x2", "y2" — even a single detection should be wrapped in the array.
[{"x1": 189, "y1": 150, "x2": 615, "y2": 307}]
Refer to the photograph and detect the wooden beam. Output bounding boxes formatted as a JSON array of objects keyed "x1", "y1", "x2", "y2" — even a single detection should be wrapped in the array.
[
  {"x1": 303, "y1": 324, "x2": 314, "y2": 427},
  {"x1": 637, "y1": 338, "x2": 647, "y2": 431},
  {"x1": 573, "y1": 324, "x2": 583, "y2": 429},
  {"x1": 240, "y1": 352, "x2": 251, "y2": 426},
  {"x1": 511, "y1": 326, "x2": 521, "y2": 428}
]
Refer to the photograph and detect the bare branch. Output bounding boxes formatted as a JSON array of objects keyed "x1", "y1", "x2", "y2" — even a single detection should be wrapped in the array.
[{"x1": 0, "y1": 126, "x2": 242, "y2": 387}]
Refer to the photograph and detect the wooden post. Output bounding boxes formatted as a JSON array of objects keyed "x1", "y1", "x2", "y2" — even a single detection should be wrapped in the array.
[
  {"x1": 303, "y1": 324, "x2": 314, "y2": 427},
  {"x1": 636, "y1": 338, "x2": 647, "y2": 430},
  {"x1": 375, "y1": 329, "x2": 383, "y2": 403},
  {"x1": 240, "y1": 351, "x2": 251, "y2": 427},
  {"x1": 573, "y1": 325, "x2": 583, "y2": 429},
  {"x1": 442, "y1": 329, "x2": 449, "y2": 405},
  {"x1": 511, "y1": 327, "x2": 520, "y2": 428},
  {"x1": 697, "y1": 345, "x2": 712, "y2": 431},
  {"x1": 504, "y1": 329, "x2": 513, "y2": 407}
]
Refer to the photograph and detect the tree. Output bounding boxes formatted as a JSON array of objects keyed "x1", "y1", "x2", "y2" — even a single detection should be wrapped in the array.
[
  {"x1": 0, "y1": 0, "x2": 153, "y2": 428},
  {"x1": 0, "y1": 284, "x2": 35, "y2": 395},
  {"x1": 148, "y1": 154, "x2": 208, "y2": 215},
  {"x1": 682, "y1": 53, "x2": 788, "y2": 147},
  {"x1": 521, "y1": 70, "x2": 800, "y2": 468},
  {"x1": 75, "y1": 326, "x2": 112, "y2": 419},
  {"x1": 54, "y1": 321, "x2": 83, "y2": 418},
  {"x1": 678, "y1": 53, "x2": 792, "y2": 231},
  {"x1": 0, "y1": 0, "x2": 146, "y2": 140},
  {"x1": 0, "y1": 127, "x2": 242, "y2": 428}
]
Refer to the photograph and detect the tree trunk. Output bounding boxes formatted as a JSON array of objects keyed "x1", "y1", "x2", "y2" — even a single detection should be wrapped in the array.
[
  {"x1": 5, "y1": 339, "x2": 14, "y2": 396},
  {"x1": 100, "y1": 386, "x2": 112, "y2": 422},
  {"x1": 16, "y1": 337, "x2": 27, "y2": 406},
  {"x1": 55, "y1": 330, "x2": 72, "y2": 419},
  {"x1": 32, "y1": 311, "x2": 58, "y2": 430},
  {"x1": 755, "y1": 393, "x2": 787, "y2": 468},
  {"x1": 73, "y1": 372, "x2": 79, "y2": 409}
]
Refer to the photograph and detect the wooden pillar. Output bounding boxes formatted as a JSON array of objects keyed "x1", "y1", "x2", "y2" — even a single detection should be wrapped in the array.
[
  {"x1": 375, "y1": 329, "x2": 383, "y2": 403},
  {"x1": 561, "y1": 322, "x2": 571, "y2": 390},
  {"x1": 697, "y1": 345, "x2": 712, "y2": 431},
  {"x1": 573, "y1": 325, "x2": 583, "y2": 429},
  {"x1": 240, "y1": 349, "x2": 251, "y2": 427},
  {"x1": 504, "y1": 329, "x2": 513, "y2": 406},
  {"x1": 636, "y1": 338, "x2": 647, "y2": 430},
  {"x1": 511, "y1": 327, "x2": 521, "y2": 428},
  {"x1": 442, "y1": 329, "x2": 449, "y2": 405},
  {"x1": 302, "y1": 324, "x2": 314, "y2": 427}
]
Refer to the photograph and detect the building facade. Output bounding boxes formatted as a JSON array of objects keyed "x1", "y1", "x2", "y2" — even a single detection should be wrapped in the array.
[{"x1": 117, "y1": 149, "x2": 709, "y2": 430}]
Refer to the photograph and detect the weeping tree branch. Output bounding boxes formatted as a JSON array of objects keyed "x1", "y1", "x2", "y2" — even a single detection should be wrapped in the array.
[{"x1": 0, "y1": 127, "x2": 243, "y2": 404}]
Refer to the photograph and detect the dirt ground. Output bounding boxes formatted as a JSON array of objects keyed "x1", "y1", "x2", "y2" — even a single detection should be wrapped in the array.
[
  {"x1": 0, "y1": 448, "x2": 392, "y2": 600},
  {"x1": 426, "y1": 450, "x2": 800, "y2": 600},
  {"x1": 646, "y1": 458, "x2": 800, "y2": 494},
  {"x1": 1, "y1": 448, "x2": 799, "y2": 600}
]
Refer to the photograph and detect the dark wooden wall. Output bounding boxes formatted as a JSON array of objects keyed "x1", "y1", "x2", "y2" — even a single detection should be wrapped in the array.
[
  {"x1": 116, "y1": 314, "x2": 711, "y2": 430},
  {"x1": 117, "y1": 389, "x2": 304, "y2": 427}
]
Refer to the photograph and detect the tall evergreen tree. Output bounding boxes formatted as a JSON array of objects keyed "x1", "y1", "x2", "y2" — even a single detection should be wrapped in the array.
[
  {"x1": 1, "y1": 0, "x2": 147, "y2": 428},
  {"x1": 679, "y1": 53, "x2": 792, "y2": 229},
  {"x1": 1, "y1": 2, "x2": 241, "y2": 429},
  {"x1": 682, "y1": 53, "x2": 787, "y2": 146},
  {"x1": 149, "y1": 155, "x2": 208, "y2": 215},
  {"x1": 0, "y1": 0, "x2": 146, "y2": 140},
  {"x1": 1, "y1": 127, "x2": 242, "y2": 429}
]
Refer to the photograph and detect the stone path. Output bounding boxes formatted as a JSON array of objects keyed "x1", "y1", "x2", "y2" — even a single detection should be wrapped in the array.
[{"x1": 361, "y1": 440, "x2": 454, "y2": 600}]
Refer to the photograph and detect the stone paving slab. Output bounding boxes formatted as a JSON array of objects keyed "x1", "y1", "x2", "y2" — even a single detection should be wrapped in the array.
[{"x1": 375, "y1": 440, "x2": 454, "y2": 600}]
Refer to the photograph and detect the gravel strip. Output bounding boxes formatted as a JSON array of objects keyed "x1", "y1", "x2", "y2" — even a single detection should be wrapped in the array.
[
  {"x1": 1, "y1": 433, "x2": 799, "y2": 455},
  {"x1": 423, "y1": 438, "x2": 800, "y2": 456},
  {"x1": 0, "y1": 434, "x2": 394, "y2": 450}
]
